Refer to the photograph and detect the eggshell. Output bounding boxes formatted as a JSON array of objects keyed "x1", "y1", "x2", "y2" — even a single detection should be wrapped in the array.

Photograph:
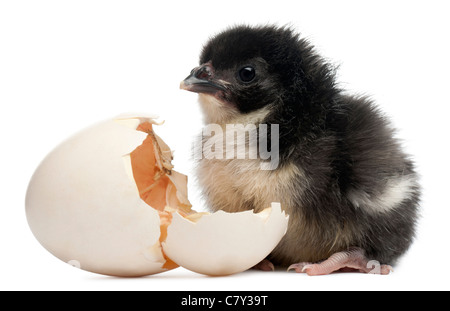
[
  {"x1": 26, "y1": 114, "x2": 290, "y2": 277},
  {"x1": 162, "y1": 202, "x2": 289, "y2": 276},
  {"x1": 25, "y1": 116, "x2": 171, "y2": 276}
]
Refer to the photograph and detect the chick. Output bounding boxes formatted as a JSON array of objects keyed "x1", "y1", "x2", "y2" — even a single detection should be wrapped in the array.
[{"x1": 180, "y1": 25, "x2": 420, "y2": 275}]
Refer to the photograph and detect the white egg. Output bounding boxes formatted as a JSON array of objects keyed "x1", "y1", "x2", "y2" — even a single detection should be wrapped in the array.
[
  {"x1": 26, "y1": 114, "x2": 289, "y2": 277},
  {"x1": 163, "y1": 202, "x2": 289, "y2": 276},
  {"x1": 26, "y1": 115, "x2": 175, "y2": 276}
]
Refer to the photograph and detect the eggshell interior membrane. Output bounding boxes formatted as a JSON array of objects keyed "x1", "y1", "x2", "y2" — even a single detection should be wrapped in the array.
[
  {"x1": 163, "y1": 203, "x2": 288, "y2": 276},
  {"x1": 129, "y1": 120, "x2": 192, "y2": 270},
  {"x1": 26, "y1": 115, "x2": 190, "y2": 277}
]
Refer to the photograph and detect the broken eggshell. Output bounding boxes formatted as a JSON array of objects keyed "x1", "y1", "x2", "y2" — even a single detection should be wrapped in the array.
[
  {"x1": 25, "y1": 114, "x2": 175, "y2": 277},
  {"x1": 25, "y1": 114, "x2": 289, "y2": 277},
  {"x1": 163, "y1": 202, "x2": 289, "y2": 276}
]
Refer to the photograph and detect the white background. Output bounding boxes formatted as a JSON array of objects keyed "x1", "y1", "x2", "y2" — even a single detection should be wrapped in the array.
[{"x1": 1, "y1": 0, "x2": 449, "y2": 291}]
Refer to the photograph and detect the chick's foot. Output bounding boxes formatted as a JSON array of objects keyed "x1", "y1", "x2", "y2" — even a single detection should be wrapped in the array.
[{"x1": 287, "y1": 247, "x2": 393, "y2": 276}]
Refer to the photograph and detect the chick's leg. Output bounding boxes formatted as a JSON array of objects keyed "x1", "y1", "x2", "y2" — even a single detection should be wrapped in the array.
[{"x1": 288, "y1": 247, "x2": 393, "y2": 275}]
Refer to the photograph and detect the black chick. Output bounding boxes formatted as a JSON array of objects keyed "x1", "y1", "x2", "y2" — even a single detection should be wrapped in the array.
[{"x1": 180, "y1": 25, "x2": 420, "y2": 275}]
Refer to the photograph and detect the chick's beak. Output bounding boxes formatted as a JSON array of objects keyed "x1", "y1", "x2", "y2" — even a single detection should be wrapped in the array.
[{"x1": 180, "y1": 63, "x2": 226, "y2": 94}]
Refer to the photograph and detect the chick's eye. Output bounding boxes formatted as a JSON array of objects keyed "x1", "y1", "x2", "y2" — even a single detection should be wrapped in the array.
[{"x1": 238, "y1": 66, "x2": 256, "y2": 83}]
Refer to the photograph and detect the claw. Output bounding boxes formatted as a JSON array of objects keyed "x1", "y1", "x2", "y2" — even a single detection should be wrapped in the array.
[
  {"x1": 287, "y1": 262, "x2": 312, "y2": 273},
  {"x1": 287, "y1": 264, "x2": 299, "y2": 272}
]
